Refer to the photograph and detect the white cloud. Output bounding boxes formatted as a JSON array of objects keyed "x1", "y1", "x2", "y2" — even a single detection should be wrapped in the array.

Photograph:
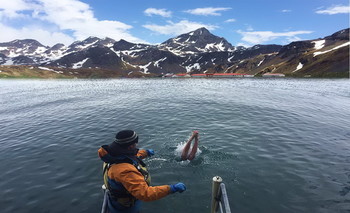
[
  {"x1": 236, "y1": 42, "x2": 250, "y2": 48},
  {"x1": 0, "y1": 0, "x2": 144, "y2": 45},
  {"x1": 184, "y1": 7, "x2": 232, "y2": 16},
  {"x1": 0, "y1": 23, "x2": 75, "y2": 46},
  {"x1": 281, "y1": 9, "x2": 291, "y2": 13},
  {"x1": 144, "y1": 8, "x2": 172, "y2": 18},
  {"x1": 224, "y1": 19, "x2": 236, "y2": 23},
  {"x1": 237, "y1": 30, "x2": 313, "y2": 45},
  {"x1": 316, "y1": 5, "x2": 350, "y2": 14},
  {"x1": 143, "y1": 20, "x2": 218, "y2": 36},
  {"x1": 0, "y1": 0, "x2": 39, "y2": 19},
  {"x1": 36, "y1": 0, "x2": 143, "y2": 43}
]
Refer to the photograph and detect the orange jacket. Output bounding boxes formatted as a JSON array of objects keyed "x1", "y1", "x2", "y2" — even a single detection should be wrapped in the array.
[{"x1": 98, "y1": 147, "x2": 171, "y2": 202}]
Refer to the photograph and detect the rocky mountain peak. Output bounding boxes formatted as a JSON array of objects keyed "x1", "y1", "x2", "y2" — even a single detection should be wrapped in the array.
[
  {"x1": 113, "y1": 39, "x2": 135, "y2": 51},
  {"x1": 164, "y1": 27, "x2": 220, "y2": 44},
  {"x1": 159, "y1": 27, "x2": 234, "y2": 55},
  {"x1": 0, "y1": 39, "x2": 46, "y2": 48},
  {"x1": 191, "y1": 27, "x2": 211, "y2": 36},
  {"x1": 83, "y1": 36, "x2": 100, "y2": 43},
  {"x1": 325, "y1": 28, "x2": 350, "y2": 41},
  {"x1": 0, "y1": 39, "x2": 48, "y2": 58},
  {"x1": 50, "y1": 43, "x2": 66, "y2": 50},
  {"x1": 101, "y1": 37, "x2": 116, "y2": 44},
  {"x1": 66, "y1": 36, "x2": 115, "y2": 54}
]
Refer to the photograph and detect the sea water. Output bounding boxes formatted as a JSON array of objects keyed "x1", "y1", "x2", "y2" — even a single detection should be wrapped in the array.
[{"x1": 0, "y1": 78, "x2": 349, "y2": 213}]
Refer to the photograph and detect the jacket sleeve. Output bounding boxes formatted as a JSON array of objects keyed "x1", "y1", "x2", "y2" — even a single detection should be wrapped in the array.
[
  {"x1": 109, "y1": 163, "x2": 171, "y2": 202},
  {"x1": 136, "y1": 149, "x2": 148, "y2": 159}
]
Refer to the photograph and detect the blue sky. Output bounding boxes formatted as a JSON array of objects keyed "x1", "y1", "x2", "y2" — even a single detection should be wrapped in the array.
[{"x1": 0, "y1": 0, "x2": 349, "y2": 47}]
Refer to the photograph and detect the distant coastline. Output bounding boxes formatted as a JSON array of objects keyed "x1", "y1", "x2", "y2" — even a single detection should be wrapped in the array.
[
  {"x1": 0, "y1": 65, "x2": 348, "y2": 79},
  {"x1": 1, "y1": 28, "x2": 349, "y2": 79}
]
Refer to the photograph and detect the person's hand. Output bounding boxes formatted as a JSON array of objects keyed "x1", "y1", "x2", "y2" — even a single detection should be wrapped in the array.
[
  {"x1": 170, "y1": 182, "x2": 186, "y2": 193},
  {"x1": 146, "y1": 149, "x2": 155, "y2": 156}
]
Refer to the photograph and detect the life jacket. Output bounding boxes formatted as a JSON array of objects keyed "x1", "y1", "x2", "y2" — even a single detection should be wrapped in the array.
[{"x1": 102, "y1": 156, "x2": 151, "y2": 207}]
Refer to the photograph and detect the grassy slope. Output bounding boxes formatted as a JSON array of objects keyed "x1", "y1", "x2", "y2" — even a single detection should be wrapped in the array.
[{"x1": 0, "y1": 65, "x2": 157, "y2": 78}]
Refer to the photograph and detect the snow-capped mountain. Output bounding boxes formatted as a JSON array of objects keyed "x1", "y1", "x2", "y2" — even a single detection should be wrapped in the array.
[
  {"x1": 0, "y1": 39, "x2": 48, "y2": 58},
  {"x1": 225, "y1": 29, "x2": 350, "y2": 76},
  {"x1": 0, "y1": 37, "x2": 117, "y2": 67},
  {"x1": 64, "y1": 36, "x2": 115, "y2": 55},
  {"x1": 0, "y1": 27, "x2": 349, "y2": 77},
  {"x1": 158, "y1": 27, "x2": 235, "y2": 56},
  {"x1": 49, "y1": 46, "x2": 124, "y2": 69}
]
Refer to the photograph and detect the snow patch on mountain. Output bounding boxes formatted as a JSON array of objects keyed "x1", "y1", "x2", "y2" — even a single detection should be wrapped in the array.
[
  {"x1": 257, "y1": 58, "x2": 265, "y2": 67},
  {"x1": 8, "y1": 51, "x2": 19, "y2": 58},
  {"x1": 72, "y1": 58, "x2": 89, "y2": 69},
  {"x1": 120, "y1": 57, "x2": 138, "y2": 68},
  {"x1": 3, "y1": 58, "x2": 14, "y2": 65},
  {"x1": 205, "y1": 42, "x2": 226, "y2": 51},
  {"x1": 139, "y1": 62, "x2": 152, "y2": 74},
  {"x1": 185, "y1": 63, "x2": 201, "y2": 73},
  {"x1": 314, "y1": 41, "x2": 350, "y2": 57},
  {"x1": 312, "y1": 40, "x2": 325, "y2": 50},
  {"x1": 110, "y1": 48, "x2": 121, "y2": 57},
  {"x1": 154, "y1": 57, "x2": 167, "y2": 67},
  {"x1": 34, "y1": 47, "x2": 47, "y2": 54},
  {"x1": 228, "y1": 55, "x2": 235, "y2": 62},
  {"x1": 76, "y1": 41, "x2": 98, "y2": 50},
  {"x1": 120, "y1": 48, "x2": 148, "y2": 57},
  {"x1": 293, "y1": 62, "x2": 303, "y2": 72},
  {"x1": 105, "y1": 43, "x2": 114, "y2": 48},
  {"x1": 38, "y1": 66, "x2": 63, "y2": 74},
  {"x1": 164, "y1": 48, "x2": 185, "y2": 56},
  {"x1": 38, "y1": 66, "x2": 54, "y2": 71},
  {"x1": 44, "y1": 50, "x2": 68, "y2": 60}
]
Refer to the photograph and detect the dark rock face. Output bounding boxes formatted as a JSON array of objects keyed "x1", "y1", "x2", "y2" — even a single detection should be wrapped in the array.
[
  {"x1": 49, "y1": 47, "x2": 122, "y2": 69},
  {"x1": 113, "y1": 39, "x2": 136, "y2": 51},
  {"x1": 0, "y1": 53, "x2": 6, "y2": 64},
  {"x1": 277, "y1": 41, "x2": 315, "y2": 58},
  {"x1": 325, "y1": 28, "x2": 350, "y2": 41},
  {"x1": 113, "y1": 39, "x2": 150, "y2": 51},
  {"x1": 12, "y1": 56, "x2": 35, "y2": 65},
  {"x1": 85, "y1": 47, "x2": 122, "y2": 68},
  {"x1": 247, "y1": 45, "x2": 282, "y2": 55},
  {"x1": 48, "y1": 43, "x2": 65, "y2": 51}
]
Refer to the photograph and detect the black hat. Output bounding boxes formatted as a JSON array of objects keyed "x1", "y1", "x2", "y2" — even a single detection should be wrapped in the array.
[{"x1": 115, "y1": 130, "x2": 138, "y2": 147}]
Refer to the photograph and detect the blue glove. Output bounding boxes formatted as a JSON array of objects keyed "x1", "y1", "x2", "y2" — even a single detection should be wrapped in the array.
[
  {"x1": 170, "y1": 182, "x2": 186, "y2": 193},
  {"x1": 146, "y1": 149, "x2": 155, "y2": 156}
]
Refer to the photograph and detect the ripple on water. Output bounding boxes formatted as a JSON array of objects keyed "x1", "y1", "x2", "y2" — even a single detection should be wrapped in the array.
[{"x1": 0, "y1": 79, "x2": 350, "y2": 213}]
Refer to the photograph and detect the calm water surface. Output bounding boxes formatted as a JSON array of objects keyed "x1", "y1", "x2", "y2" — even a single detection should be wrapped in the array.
[{"x1": 0, "y1": 78, "x2": 349, "y2": 213}]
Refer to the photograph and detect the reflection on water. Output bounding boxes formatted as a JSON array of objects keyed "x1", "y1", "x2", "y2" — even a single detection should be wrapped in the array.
[{"x1": 0, "y1": 79, "x2": 349, "y2": 213}]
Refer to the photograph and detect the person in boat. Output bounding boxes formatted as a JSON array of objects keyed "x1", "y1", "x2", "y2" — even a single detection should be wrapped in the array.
[
  {"x1": 98, "y1": 130, "x2": 186, "y2": 213},
  {"x1": 181, "y1": 130, "x2": 199, "y2": 161}
]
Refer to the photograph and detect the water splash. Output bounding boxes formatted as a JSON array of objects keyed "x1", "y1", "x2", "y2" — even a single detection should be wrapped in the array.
[
  {"x1": 148, "y1": 157, "x2": 168, "y2": 162},
  {"x1": 174, "y1": 141, "x2": 202, "y2": 159}
]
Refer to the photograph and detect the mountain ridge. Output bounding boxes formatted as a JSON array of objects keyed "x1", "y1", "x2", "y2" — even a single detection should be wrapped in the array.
[{"x1": 0, "y1": 27, "x2": 349, "y2": 78}]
